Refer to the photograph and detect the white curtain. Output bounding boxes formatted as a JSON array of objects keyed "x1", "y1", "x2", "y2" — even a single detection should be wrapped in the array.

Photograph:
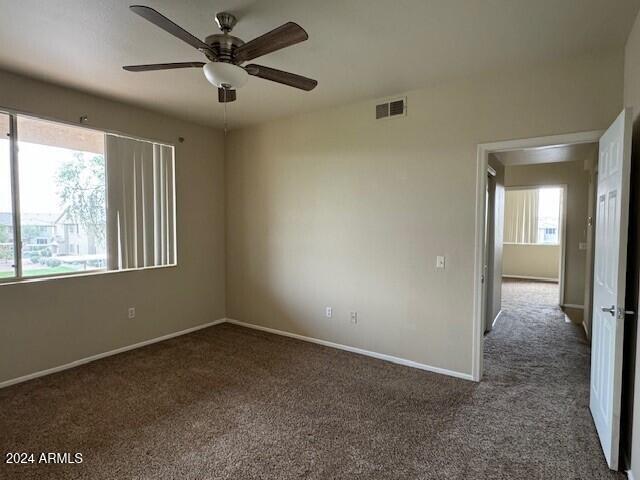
[
  {"x1": 504, "y1": 189, "x2": 538, "y2": 244},
  {"x1": 105, "y1": 134, "x2": 175, "y2": 270}
]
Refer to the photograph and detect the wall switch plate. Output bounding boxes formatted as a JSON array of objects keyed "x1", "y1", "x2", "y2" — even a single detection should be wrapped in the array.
[
  {"x1": 325, "y1": 307, "x2": 332, "y2": 318},
  {"x1": 128, "y1": 307, "x2": 136, "y2": 319},
  {"x1": 350, "y1": 311, "x2": 358, "y2": 324},
  {"x1": 436, "y1": 255, "x2": 446, "y2": 269}
]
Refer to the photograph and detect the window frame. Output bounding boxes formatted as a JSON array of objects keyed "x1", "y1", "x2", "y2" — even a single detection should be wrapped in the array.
[{"x1": 0, "y1": 107, "x2": 177, "y2": 285}]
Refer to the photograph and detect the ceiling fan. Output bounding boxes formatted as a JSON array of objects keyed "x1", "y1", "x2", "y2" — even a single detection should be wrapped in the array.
[{"x1": 123, "y1": 5, "x2": 318, "y2": 103}]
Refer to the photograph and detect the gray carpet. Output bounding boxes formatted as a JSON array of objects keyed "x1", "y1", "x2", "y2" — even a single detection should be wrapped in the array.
[{"x1": 0, "y1": 280, "x2": 624, "y2": 479}]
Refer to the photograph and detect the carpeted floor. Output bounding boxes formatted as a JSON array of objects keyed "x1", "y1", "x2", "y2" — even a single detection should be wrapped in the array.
[
  {"x1": 0, "y1": 280, "x2": 623, "y2": 479},
  {"x1": 502, "y1": 277, "x2": 560, "y2": 307}
]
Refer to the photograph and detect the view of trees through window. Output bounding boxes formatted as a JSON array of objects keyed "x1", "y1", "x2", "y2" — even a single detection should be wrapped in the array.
[{"x1": 0, "y1": 116, "x2": 106, "y2": 279}]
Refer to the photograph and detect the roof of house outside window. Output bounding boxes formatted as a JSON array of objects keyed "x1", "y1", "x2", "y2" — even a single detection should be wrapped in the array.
[{"x1": 0, "y1": 212, "x2": 60, "y2": 227}]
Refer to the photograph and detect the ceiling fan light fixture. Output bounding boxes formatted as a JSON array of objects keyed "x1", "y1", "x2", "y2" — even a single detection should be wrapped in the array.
[{"x1": 203, "y1": 62, "x2": 248, "y2": 89}]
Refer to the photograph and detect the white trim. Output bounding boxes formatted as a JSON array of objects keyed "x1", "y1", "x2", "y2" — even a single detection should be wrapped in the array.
[
  {"x1": 474, "y1": 130, "x2": 602, "y2": 383},
  {"x1": 226, "y1": 318, "x2": 474, "y2": 381},
  {"x1": 562, "y1": 303, "x2": 585, "y2": 310},
  {"x1": 582, "y1": 321, "x2": 590, "y2": 339},
  {"x1": 502, "y1": 274, "x2": 559, "y2": 282},
  {"x1": 559, "y1": 184, "x2": 568, "y2": 306},
  {"x1": 477, "y1": 130, "x2": 603, "y2": 154},
  {"x1": 0, "y1": 263, "x2": 178, "y2": 286},
  {"x1": 503, "y1": 242, "x2": 560, "y2": 246},
  {"x1": 627, "y1": 468, "x2": 636, "y2": 480},
  {"x1": 0, "y1": 318, "x2": 226, "y2": 389},
  {"x1": 491, "y1": 310, "x2": 503, "y2": 329},
  {"x1": 473, "y1": 142, "x2": 487, "y2": 382}
]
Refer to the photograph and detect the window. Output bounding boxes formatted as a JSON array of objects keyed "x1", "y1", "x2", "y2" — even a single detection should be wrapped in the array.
[
  {"x1": 542, "y1": 227, "x2": 557, "y2": 243},
  {"x1": 0, "y1": 111, "x2": 176, "y2": 282},
  {"x1": 504, "y1": 187, "x2": 562, "y2": 245},
  {"x1": 536, "y1": 187, "x2": 561, "y2": 244},
  {"x1": 17, "y1": 116, "x2": 107, "y2": 277}
]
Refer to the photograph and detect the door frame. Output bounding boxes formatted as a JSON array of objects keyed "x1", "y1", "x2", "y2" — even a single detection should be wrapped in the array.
[
  {"x1": 472, "y1": 130, "x2": 603, "y2": 381},
  {"x1": 502, "y1": 184, "x2": 568, "y2": 305}
]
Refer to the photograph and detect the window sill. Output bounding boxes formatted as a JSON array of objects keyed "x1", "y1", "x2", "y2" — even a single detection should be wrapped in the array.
[
  {"x1": 503, "y1": 242, "x2": 560, "y2": 247},
  {"x1": 0, "y1": 263, "x2": 178, "y2": 287}
]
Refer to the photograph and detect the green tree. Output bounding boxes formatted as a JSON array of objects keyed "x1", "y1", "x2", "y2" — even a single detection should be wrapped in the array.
[
  {"x1": 0, "y1": 226, "x2": 10, "y2": 244},
  {"x1": 56, "y1": 153, "x2": 106, "y2": 247}
]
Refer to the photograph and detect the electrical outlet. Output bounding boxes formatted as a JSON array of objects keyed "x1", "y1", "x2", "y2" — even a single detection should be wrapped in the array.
[
  {"x1": 350, "y1": 311, "x2": 358, "y2": 324},
  {"x1": 325, "y1": 307, "x2": 332, "y2": 318},
  {"x1": 436, "y1": 255, "x2": 446, "y2": 269},
  {"x1": 128, "y1": 307, "x2": 136, "y2": 319}
]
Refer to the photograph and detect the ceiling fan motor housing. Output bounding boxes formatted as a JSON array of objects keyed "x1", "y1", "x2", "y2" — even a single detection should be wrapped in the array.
[{"x1": 204, "y1": 33, "x2": 245, "y2": 63}]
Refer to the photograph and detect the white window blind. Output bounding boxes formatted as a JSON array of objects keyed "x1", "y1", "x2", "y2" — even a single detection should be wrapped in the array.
[{"x1": 105, "y1": 134, "x2": 175, "y2": 270}]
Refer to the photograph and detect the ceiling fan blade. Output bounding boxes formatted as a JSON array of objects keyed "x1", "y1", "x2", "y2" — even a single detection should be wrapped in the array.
[
  {"x1": 123, "y1": 62, "x2": 205, "y2": 72},
  {"x1": 130, "y1": 5, "x2": 215, "y2": 57},
  {"x1": 218, "y1": 88, "x2": 237, "y2": 103},
  {"x1": 245, "y1": 64, "x2": 317, "y2": 91},
  {"x1": 234, "y1": 22, "x2": 308, "y2": 62}
]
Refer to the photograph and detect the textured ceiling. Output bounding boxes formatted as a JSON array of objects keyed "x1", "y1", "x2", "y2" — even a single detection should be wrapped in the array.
[{"x1": 0, "y1": 0, "x2": 638, "y2": 129}]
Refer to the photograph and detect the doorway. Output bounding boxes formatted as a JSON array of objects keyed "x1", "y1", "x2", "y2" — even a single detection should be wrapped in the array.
[
  {"x1": 472, "y1": 130, "x2": 602, "y2": 381},
  {"x1": 474, "y1": 110, "x2": 636, "y2": 472}
]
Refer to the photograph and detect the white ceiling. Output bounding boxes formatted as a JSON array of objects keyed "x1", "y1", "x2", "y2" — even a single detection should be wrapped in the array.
[
  {"x1": 492, "y1": 142, "x2": 598, "y2": 167},
  {"x1": 0, "y1": 0, "x2": 638, "y2": 129}
]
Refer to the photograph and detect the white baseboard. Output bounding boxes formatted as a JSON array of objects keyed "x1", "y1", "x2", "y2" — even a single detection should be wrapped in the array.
[
  {"x1": 491, "y1": 310, "x2": 503, "y2": 329},
  {"x1": 582, "y1": 322, "x2": 590, "y2": 339},
  {"x1": 502, "y1": 274, "x2": 558, "y2": 282},
  {"x1": 561, "y1": 303, "x2": 585, "y2": 310},
  {"x1": 2, "y1": 316, "x2": 475, "y2": 389},
  {"x1": 628, "y1": 468, "x2": 636, "y2": 480},
  {"x1": 0, "y1": 318, "x2": 227, "y2": 389},
  {"x1": 225, "y1": 318, "x2": 474, "y2": 381}
]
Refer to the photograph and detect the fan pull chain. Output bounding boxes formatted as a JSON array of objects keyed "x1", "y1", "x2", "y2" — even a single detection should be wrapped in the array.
[{"x1": 223, "y1": 93, "x2": 228, "y2": 136}]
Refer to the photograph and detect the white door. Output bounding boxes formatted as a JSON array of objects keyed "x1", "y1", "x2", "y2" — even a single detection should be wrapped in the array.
[{"x1": 590, "y1": 108, "x2": 633, "y2": 470}]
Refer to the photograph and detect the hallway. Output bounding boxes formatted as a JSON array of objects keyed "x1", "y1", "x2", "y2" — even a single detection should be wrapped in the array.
[
  {"x1": 502, "y1": 278, "x2": 560, "y2": 308},
  {"x1": 479, "y1": 279, "x2": 620, "y2": 477}
]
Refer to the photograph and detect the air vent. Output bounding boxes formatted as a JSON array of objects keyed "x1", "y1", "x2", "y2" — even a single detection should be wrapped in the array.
[
  {"x1": 375, "y1": 97, "x2": 406, "y2": 120},
  {"x1": 376, "y1": 103, "x2": 389, "y2": 119},
  {"x1": 389, "y1": 99, "x2": 404, "y2": 116}
]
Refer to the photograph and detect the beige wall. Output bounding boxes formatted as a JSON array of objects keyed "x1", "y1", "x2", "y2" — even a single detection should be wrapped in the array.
[
  {"x1": 625, "y1": 8, "x2": 640, "y2": 478},
  {"x1": 503, "y1": 244, "x2": 560, "y2": 280},
  {"x1": 226, "y1": 51, "x2": 623, "y2": 376},
  {"x1": 0, "y1": 70, "x2": 226, "y2": 384},
  {"x1": 625, "y1": 11, "x2": 640, "y2": 119},
  {"x1": 504, "y1": 158, "x2": 595, "y2": 307}
]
